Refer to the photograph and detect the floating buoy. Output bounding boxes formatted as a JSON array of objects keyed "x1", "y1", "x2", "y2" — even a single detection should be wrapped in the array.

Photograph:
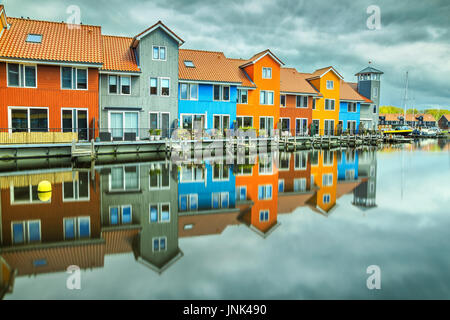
[{"x1": 37, "y1": 180, "x2": 52, "y2": 202}]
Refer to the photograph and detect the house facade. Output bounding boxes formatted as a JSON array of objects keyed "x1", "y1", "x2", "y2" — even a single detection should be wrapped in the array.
[
  {"x1": 355, "y1": 66, "x2": 383, "y2": 131},
  {"x1": 379, "y1": 113, "x2": 436, "y2": 128},
  {"x1": 338, "y1": 81, "x2": 368, "y2": 133},
  {"x1": 100, "y1": 22, "x2": 183, "y2": 140},
  {"x1": 438, "y1": 114, "x2": 450, "y2": 130},
  {"x1": 279, "y1": 68, "x2": 321, "y2": 135},
  {"x1": 0, "y1": 10, "x2": 102, "y2": 141}
]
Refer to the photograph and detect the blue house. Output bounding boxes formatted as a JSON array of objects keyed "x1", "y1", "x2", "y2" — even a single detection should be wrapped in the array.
[
  {"x1": 178, "y1": 49, "x2": 254, "y2": 132},
  {"x1": 337, "y1": 149, "x2": 359, "y2": 182},
  {"x1": 339, "y1": 81, "x2": 367, "y2": 133},
  {"x1": 177, "y1": 162, "x2": 236, "y2": 212}
]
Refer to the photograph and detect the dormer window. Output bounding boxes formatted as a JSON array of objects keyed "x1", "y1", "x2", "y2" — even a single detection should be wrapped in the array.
[
  {"x1": 152, "y1": 46, "x2": 166, "y2": 61},
  {"x1": 184, "y1": 60, "x2": 195, "y2": 68},
  {"x1": 262, "y1": 67, "x2": 272, "y2": 79},
  {"x1": 26, "y1": 34, "x2": 42, "y2": 43},
  {"x1": 326, "y1": 80, "x2": 334, "y2": 89}
]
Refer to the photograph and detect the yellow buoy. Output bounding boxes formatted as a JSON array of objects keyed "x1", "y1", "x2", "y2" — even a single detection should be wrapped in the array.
[{"x1": 37, "y1": 180, "x2": 52, "y2": 202}]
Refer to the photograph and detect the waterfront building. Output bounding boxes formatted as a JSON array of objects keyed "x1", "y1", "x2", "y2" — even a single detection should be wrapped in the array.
[
  {"x1": 379, "y1": 113, "x2": 437, "y2": 128},
  {"x1": 355, "y1": 66, "x2": 383, "y2": 130},
  {"x1": 338, "y1": 81, "x2": 369, "y2": 133},
  {"x1": 438, "y1": 114, "x2": 450, "y2": 130},
  {"x1": 279, "y1": 68, "x2": 321, "y2": 135},
  {"x1": 353, "y1": 149, "x2": 378, "y2": 210}
]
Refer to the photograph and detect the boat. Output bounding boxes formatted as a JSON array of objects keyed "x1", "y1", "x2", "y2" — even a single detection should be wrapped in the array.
[{"x1": 382, "y1": 126, "x2": 413, "y2": 136}]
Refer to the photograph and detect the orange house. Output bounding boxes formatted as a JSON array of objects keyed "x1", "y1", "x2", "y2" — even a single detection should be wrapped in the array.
[
  {"x1": 308, "y1": 150, "x2": 338, "y2": 215},
  {"x1": 0, "y1": 9, "x2": 102, "y2": 140},
  {"x1": 234, "y1": 50, "x2": 284, "y2": 135},
  {"x1": 235, "y1": 155, "x2": 280, "y2": 237},
  {"x1": 306, "y1": 67, "x2": 343, "y2": 136}
]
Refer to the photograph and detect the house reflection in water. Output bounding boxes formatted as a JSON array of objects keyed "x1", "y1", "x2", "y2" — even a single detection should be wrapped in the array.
[
  {"x1": 99, "y1": 163, "x2": 182, "y2": 274},
  {"x1": 0, "y1": 149, "x2": 379, "y2": 298}
]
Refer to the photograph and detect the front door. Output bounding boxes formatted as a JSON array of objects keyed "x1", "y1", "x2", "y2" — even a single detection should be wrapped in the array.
[
  {"x1": 324, "y1": 120, "x2": 335, "y2": 136},
  {"x1": 281, "y1": 118, "x2": 290, "y2": 133},
  {"x1": 62, "y1": 109, "x2": 88, "y2": 141},
  {"x1": 296, "y1": 118, "x2": 307, "y2": 136},
  {"x1": 161, "y1": 113, "x2": 170, "y2": 138}
]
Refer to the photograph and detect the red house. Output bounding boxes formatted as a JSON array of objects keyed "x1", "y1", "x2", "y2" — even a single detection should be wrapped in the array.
[{"x1": 0, "y1": 6, "x2": 102, "y2": 141}]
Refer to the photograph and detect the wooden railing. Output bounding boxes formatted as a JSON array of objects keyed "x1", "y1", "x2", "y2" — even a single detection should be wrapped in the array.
[{"x1": 0, "y1": 132, "x2": 78, "y2": 144}]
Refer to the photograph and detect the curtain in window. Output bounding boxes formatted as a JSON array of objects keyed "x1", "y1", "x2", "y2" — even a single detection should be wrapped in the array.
[{"x1": 125, "y1": 112, "x2": 138, "y2": 135}]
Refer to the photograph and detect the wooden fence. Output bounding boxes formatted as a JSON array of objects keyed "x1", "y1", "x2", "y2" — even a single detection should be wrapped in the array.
[{"x1": 0, "y1": 132, "x2": 78, "y2": 144}]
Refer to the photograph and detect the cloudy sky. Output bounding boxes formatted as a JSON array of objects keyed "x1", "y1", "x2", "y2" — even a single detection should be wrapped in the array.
[{"x1": 2, "y1": 0, "x2": 449, "y2": 109}]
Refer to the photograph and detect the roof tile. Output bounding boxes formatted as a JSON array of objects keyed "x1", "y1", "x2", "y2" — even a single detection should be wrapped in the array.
[
  {"x1": 101, "y1": 35, "x2": 139, "y2": 72},
  {"x1": 280, "y1": 67, "x2": 321, "y2": 95}
]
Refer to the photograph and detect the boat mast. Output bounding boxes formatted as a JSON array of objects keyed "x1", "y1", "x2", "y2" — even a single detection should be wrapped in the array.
[{"x1": 403, "y1": 71, "x2": 409, "y2": 126}]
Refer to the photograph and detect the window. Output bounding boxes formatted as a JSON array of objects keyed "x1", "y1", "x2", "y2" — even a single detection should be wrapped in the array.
[
  {"x1": 259, "y1": 210, "x2": 269, "y2": 222},
  {"x1": 323, "y1": 194, "x2": 331, "y2": 204},
  {"x1": 312, "y1": 99, "x2": 316, "y2": 110},
  {"x1": 7, "y1": 63, "x2": 37, "y2": 88},
  {"x1": 110, "y1": 111, "x2": 139, "y2": 139},
  {"x1": 236, "y1": 186, "x2": 247, "y2": 200},
  {"x1": 259, "y1": 157, "x2": 273, "y2": 174},
  {"x1": 294, "y1": 152, "x2": 307, "y2": 170},
  {"x1": 325, "y1": 99, "x2": 335, "y2": 110},
  {"x1": 347, "y1": 121, "x2": 357, "y2": 133},
  {"x1": 278, "y1": 179, "x2": 284, "y2": 192},
  {"x1": 237, "y1": 89, "x2": 248, "y2": 104},
  {"x1": 278, "y1": 154, "x2": 290, "y2": 170},
  {"x1": 181, "y1": 114, "x2": 205, "y2": 130},
  {"x1": 345, "y1": 170, "x2": 355, "y2": 180},
  {"x1": 236, "y1": 116, "x2": 253, "y2": 128},
  {"x1": 61, "y1": 67, "x2": 87, "y2": 90},
  {"x1": 179, "y1": 194, "x2": 198, "y2": 211},
  {"x1": 258, "y1": 185, "x2": 273, "y2": 200},
  {"x1": 109, "y1": 166, "x2": 140, "y2": 191},
  {"x1": 26, "y1": 34, "x2": 42, "y2": 43},
  {"x1": 180, "y1": 166, "x2": 204, "y2": 182},
  {"x1": 213, "y1": 115, "x2": 230, "y2": 131},
  {"x1": 10, "y1": 184, "x2": 41, "y2": 204},
  {"x1": 109, "y1": 205, "x2": 132, "y2": 225},
  {"x1": 324, "y1": 120, "x2": 335, "y2": 136},
  {"x1": 262, "y1": 67, "x2": 272, "y2": 79},
  {"x1": 160, "y1": 78, "x2": 170, "y2": 96},
  {"x1": 153, "y1": 237, "x2": 167, "y2": 252},
  {"x1": 213, "y1": 163, "x2": 230, "y2": 181},
  {"x1": 180, "y1": 83, "x2": 198, "y2": 100},
  {"x1": 150, "y1": 165, "x2": 170, "y2": 189},
  {"x1": 212, "y1": 192, "x2": 229, "y2": 209},
  {"x1": 323, "y1": 150, "x2": 334, "y2": 165},
  {"x1": 12, "y1": 220, "x2": 41, "y2": 244},
  {"x1": 326, "y1": 80, "x2": 334, "y2": 89},
  {"x1": 63, "y1": 172, "x2": 90, "y2": 202},
  {"x1": 153, "y1": 46, "x2": 167, "y2": 61},
  {"x1": 373, "y1": 87, "x2": 378, "y2": 97},
  {"x1": 150, "y1": 203, "x2": 170, "y2": 223},
  {"x1": 260, "y1": 90, "x2": 274, "y2": 105},
  {"x1": 347, "y1": 102, "x2": 357, "y2": 112},
  {"x1": 373, "y1": 105, "x2": 377, "y2": 114},
  {"x1": 322, "y1": 173, "x2": 333, "y2": 186},
  {"x1": 150, "y1": 77, "x2": 158, "y2": 95},
  {"x1": 280, "y1": 95, "x2": 286, "y2": 107},
  {"x1": 10, "y1": 107, "x2": 48, "y2": 133},
  {"x1": 294, "y1": 178, "x2": 307, "y2": 192},
  {"x1": 213, "y1": 85, "x2": 230, "y2": 101},
  {"x1": 184, "y1": 60, "x2": 195, "y2": 68},
  {"x1": 108, "y1": 75, "x2": 131, "y2": 95},
  {"x1": 296, "y1": 96, "x2": 308, "y2": 108},
  {"x1": 64, "y1": 217, "x2": 90, "y2": 240}
]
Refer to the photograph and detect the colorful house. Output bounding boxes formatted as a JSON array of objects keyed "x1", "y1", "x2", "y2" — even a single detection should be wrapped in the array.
[
  {"x1": 234, "y1": 50, "x2": 284, "y2": 136},
  {"x1": 0, "y1": 8, "x2": 101, "y2": 141},
  {"x1": 279, "y1": 68, "x2": 321, "y2": 135},
  {"x1": 355, "y1": 66, "x2": 383, "y2": 130},
  {"x1": 338, "y1": 81, "x2": 370, "y2": 133},
  {"x1": 337, "y1": 149, "x2": 359, "y2": 182},
  {"x1": 306, "y1": 67, "x2": 343, "y2": 136},
  {"x1": 100, "y1": 21, "x2": 184, "y2": 140},
  {"x1": 178, "y1": 49, "x2": 254, "y2": 132}
]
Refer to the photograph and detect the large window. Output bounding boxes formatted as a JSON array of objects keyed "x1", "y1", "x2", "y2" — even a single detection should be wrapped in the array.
[
  {"x1": 62, "y1": 109, "x2": 88, "y2": 141},
  {"x1": 150, "y1": 165, "x2": 170, "y2": 189},
  {"x1": 180, "y1": 83, "x2": 198, "y2": 100},
  {"x1": 149, "y1": 77, "x2": 170, "y2": 96},
  {"x1": 212, "y1": 192, "x2": 229, "y2": 209},
  {"x1": 179, "y1": 194, "x2": 198, "y2": 211},
  {"x1": 109, "y1": 75, "x2": 131, "y2": 95},
  {"x1": 326, "y1": 80, "x2": 334, "y2": 89},
  {"x1": 258, "y1": 185, "x2": 273, "y2": 200},
  {"x1": 109, "y1": 111, "x2": 139, "y2": 139},
  {"x1": 213, "y1": 164, "x2": 229, "y2": 181},
  {"x1": 294, "y1": 152, "x2": 307, "y2": 170},
  {"x1": 109, "y1": 205, "x2": 132, "y2": 225},
  {"x1": 150, "y1": 203, "x2": 170, "y2": 223},
  {"x1": 237, "y1": 89, "x2": 248, "y2": 104},
  {"x1": 236, "y1": 186, "x2": 247, "y2": 200},
  {"x1": 152, "y1": 46, "x2": 167, "y2": 61},
  {"x1": 322, "y1": 173, "x2": 333, "y2": 187},
  {"x1": 347, "y1": 102, "x2": 357, "y2": 112},
  {"x1": 7, "y1": 63, "x2": 37, "y2": 88},
  {"x1": 294, "y1": 178, "x2": 307, "y2": 192},
  {"x1": 296, "y1": 96, "x2": 308, "y2": 108},
  {"x1": 64, "y1": 217, "x2": 90, "y2": 240},
  {"x1": 213, "y1": 115, "x2": 230, "y2": 131},
  {"x1": 10, "y1": 184, "x2": 41, "y2": 204},
  {"x1": 180, "y1": 166, "x2": 204, "y2": 182},
  {"x1": 260, "y1": 90, "x2": 274, "y2": 105},
  {"x1": 63, "y1": 172, "x2": 90, "y2": 202},
  {"x1": 61, "y1": 67, "x2": 87, "y2": 90},
  {"x1": 236, "y1": 116, "x2": 253, "y2": 128},
  {"x1": 10, "y1": 107, "x2": 48, "y2": 133},
  {"x1": 213, "y1": 85, "x2": 230, "y2": 101},
  {"x1": 181, "y1": 114, "x2": 205, "y2": 130},
  {"x1": 109, "y1": 166, "x2": 140, "y2": 192},
  {"x1": 12, "y1": 220, "x2": 41, "y2": 244},
  {"x1": 325, "y1": 99, "x2": 335, "y2": 110},
  {"x1": 324, "y1": 120, "x2": 335, "y2": 136}
]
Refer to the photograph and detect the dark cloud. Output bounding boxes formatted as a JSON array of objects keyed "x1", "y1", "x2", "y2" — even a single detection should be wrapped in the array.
[{"x1": 3, "y1": 0, "x2": 449, "y2": 109}]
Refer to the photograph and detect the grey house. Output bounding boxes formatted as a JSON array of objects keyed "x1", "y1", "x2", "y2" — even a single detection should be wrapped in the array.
[
  {"x1": 98, "y1": 162, "x2": 182, "y2": 274},
  {"x1": 99, "y1": 22, "x2": 184, "y2": 140},
  {"x1": 352, "y1": 149, "x2": 377, "y2": 210},
  {"x1": 355, "y1": 66, "x2": 383, "y2": 131}
]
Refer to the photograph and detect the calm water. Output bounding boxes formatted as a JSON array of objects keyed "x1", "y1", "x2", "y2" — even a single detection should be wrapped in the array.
[{"x1": 1, "y1": 139, "x2": 449, "y2": 300}]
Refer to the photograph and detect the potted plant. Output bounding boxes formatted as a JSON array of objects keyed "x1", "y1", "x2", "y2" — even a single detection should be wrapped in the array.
[
  {"x1": 155, "y1": 129, "x2": 162, "y2": 140},
  {"x1": 149, "y1": 129, "x2": 155, "y2": 141}
]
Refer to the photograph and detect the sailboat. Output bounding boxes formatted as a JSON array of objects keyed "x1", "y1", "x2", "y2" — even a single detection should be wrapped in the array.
[{"x1": 383, "y1": 71, "x2": 413, "y2": 136}]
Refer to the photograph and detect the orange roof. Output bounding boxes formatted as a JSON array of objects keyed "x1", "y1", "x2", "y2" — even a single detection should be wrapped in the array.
[
  {"x1": 179, "y1": 49, "x2": 255, "y2": 87},
  {"x1": 440, "y1": 114, "x2": 450, "y2": 120},
  {"x1": 307, "y1": 66, "x2": 344, "y2": 80},
  {"x1": 280, "y1": 67, "x2": 321, "y2": 95},
  {"x1": 340, "y1": 80, "x2": 369, "y2": 102},
  {"x1": 102, "y1": 35, "x2": 140, "y2": 72},
  {"x1": 380, "y1": 113, "x2": 436, "y2": 122},
  {"x1": 0, "y1": 17, "x2": 103, "y2": 64}
]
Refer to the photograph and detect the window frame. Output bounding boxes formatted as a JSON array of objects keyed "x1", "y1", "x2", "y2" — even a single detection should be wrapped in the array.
[
  {"x1": 149, "y1": 202, "x2": 171, "y2": 223},
  {"x1": 11, "y1": 220, "x2": 42, "y2": 244},
  {"x1": 60, "y1": 66, "x2": 88, "y2": 91},
  {"x1": 7, "y1": 63, "x2": 38, "y2": 88},
  {"x1": 8, "y1": 106, "x2": 49, "y2": 134},
  {"x1": 262, "y1": 67, "x2": 272, "y2": 79},
  {"x1": 152, "y1": 46, "x2": 167, "y2": 61},
  {"x1": 326, "y1": 80, "x2": 334, "y2": 90}
]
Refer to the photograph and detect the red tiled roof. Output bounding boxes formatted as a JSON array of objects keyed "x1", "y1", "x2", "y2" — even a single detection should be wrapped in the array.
[
  {"x1": 0, "y1": 17, "x2": 103, "y2": 64},
  {"x1": 340, "y1": 80, "x2": 369, "y2": 102},
  {"x1": 179, "y1": 49, "x2": 255, "y2": 87},
  {"x1": 306, "y1": 66, "x2": 344, "y2": 80},
  {"x1": 133, "y1": 20, "x2": 184, "y2": 45},
  {"x1": 280, "y1": 67, "x2": 321, "y2": 95},
  {"x1": 101, "y1": 35, "x2": 139, "y2": 72},
  {"x1": 380, "y1": 113, "x2": 436, "y2": 122}
]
